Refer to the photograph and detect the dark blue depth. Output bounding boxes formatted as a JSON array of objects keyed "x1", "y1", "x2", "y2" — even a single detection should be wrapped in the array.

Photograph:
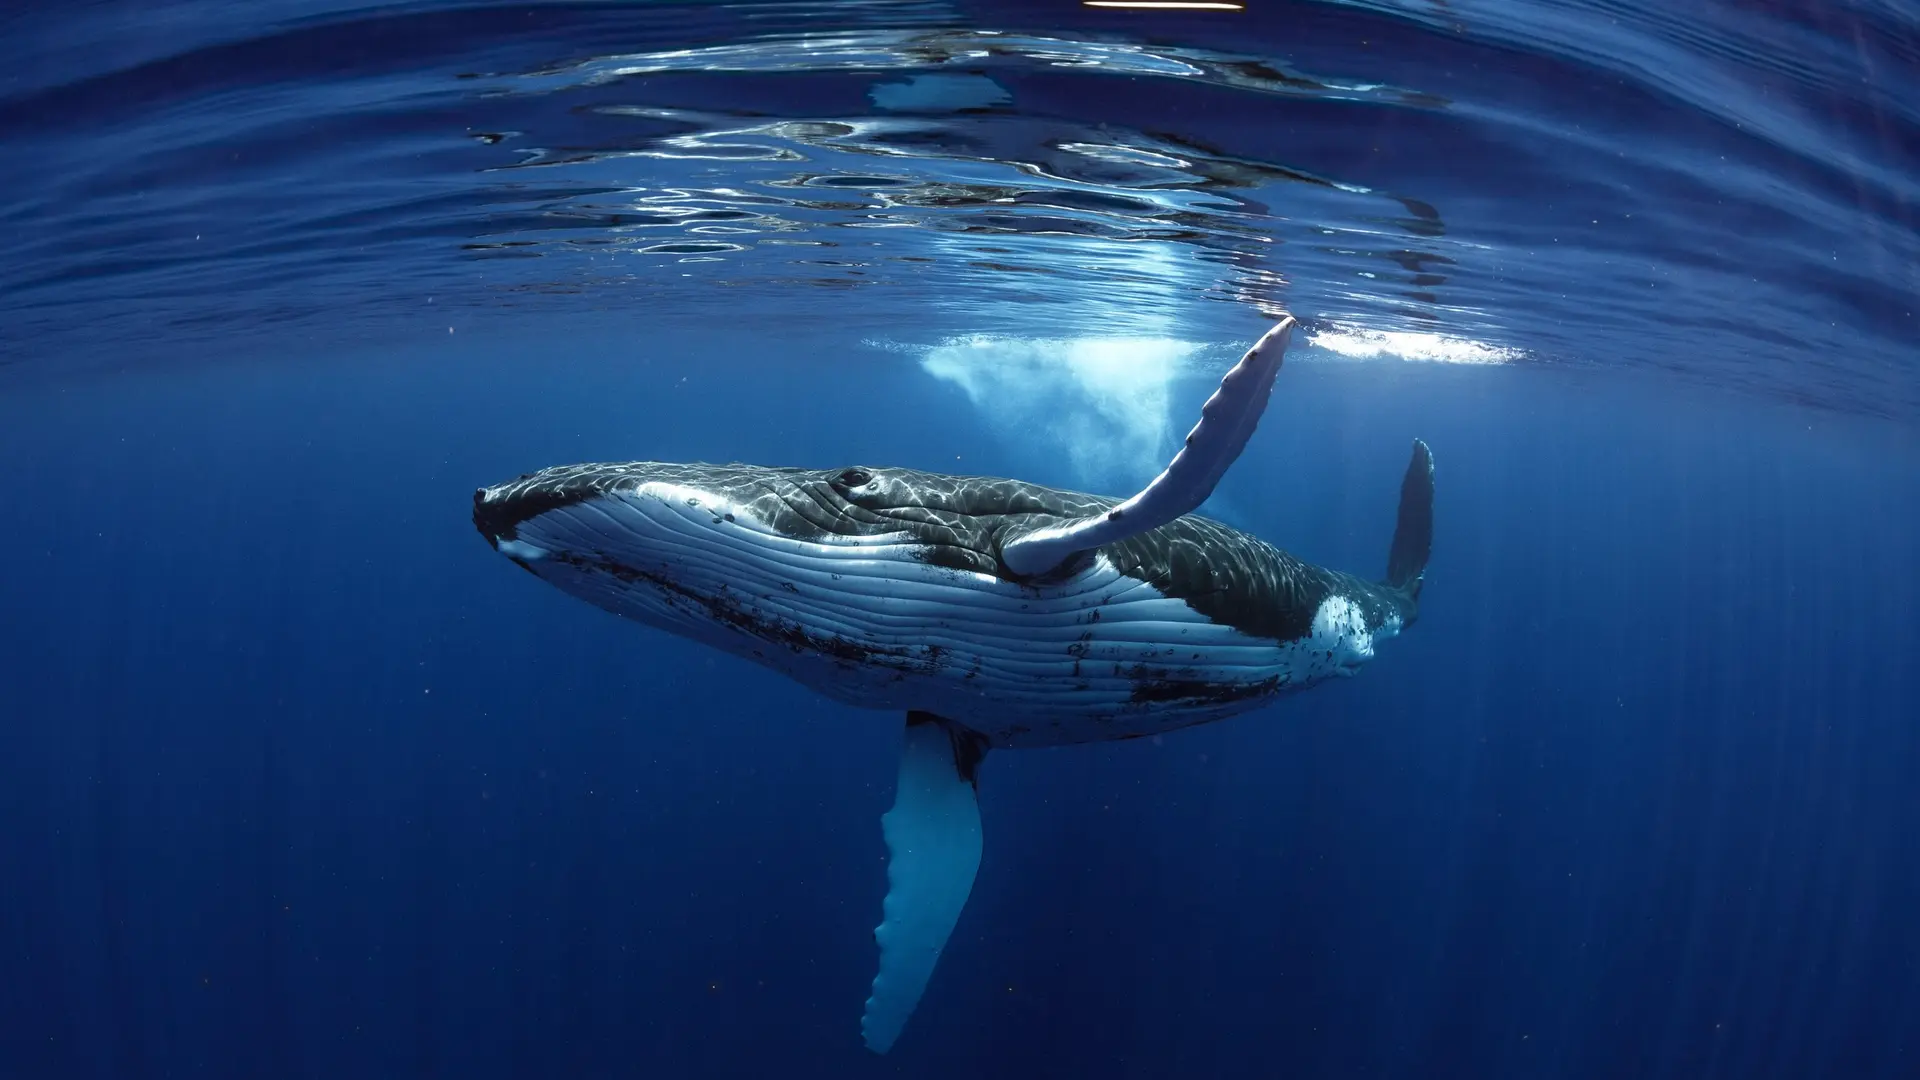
[{"x1": 1, "y1": 325, "x2": 1915, "y2": 1079}]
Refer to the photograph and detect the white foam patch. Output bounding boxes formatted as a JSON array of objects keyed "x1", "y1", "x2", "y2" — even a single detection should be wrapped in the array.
[
  {"x1": 1306, "y1": 324, "x2": 1522, "y2": 365},
  {"x1": 919, "y1": 335, "x2": 1202, "y2": 489}
]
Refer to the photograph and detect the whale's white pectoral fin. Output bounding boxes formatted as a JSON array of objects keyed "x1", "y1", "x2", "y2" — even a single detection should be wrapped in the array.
[
  {"x1": 1001, "y1": 315, "x2": 1296, "y2": 576},
  {"x1": 862, "y1": 712, "x2": 988, "y2": 1055}
]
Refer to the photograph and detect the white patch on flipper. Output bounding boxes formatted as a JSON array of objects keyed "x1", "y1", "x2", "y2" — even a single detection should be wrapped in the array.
[{"x1": 863, "y1": 720, "x2": 983, "y2": 1055}]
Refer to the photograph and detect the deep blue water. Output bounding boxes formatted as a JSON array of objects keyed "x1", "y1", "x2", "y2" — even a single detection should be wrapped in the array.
[{"x1": 2, "y1": 2, "x2": 1917, "y2": 1078}]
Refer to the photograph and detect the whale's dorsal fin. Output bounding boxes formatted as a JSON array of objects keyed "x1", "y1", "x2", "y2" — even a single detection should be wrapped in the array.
[
  {"x1": 1000, "y1": 315, "x2": 1296, "y2": 577},
  {"x1": 862, "y1": 712, "x2": 989, "y2": 1054}
]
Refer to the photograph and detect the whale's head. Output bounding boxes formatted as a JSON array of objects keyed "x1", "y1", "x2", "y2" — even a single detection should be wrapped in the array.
[
  {"x1": 470, "y1": 461, "x2": 1084, "y2": 653},
  {"x1": 475, "y1": 461, "x2": 842, "y2": 565}
]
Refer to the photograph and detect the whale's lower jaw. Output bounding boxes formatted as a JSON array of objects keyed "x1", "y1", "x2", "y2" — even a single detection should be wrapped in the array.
[{"x1": 490, "y1": 481, "x2": 1392, "y2": 748}]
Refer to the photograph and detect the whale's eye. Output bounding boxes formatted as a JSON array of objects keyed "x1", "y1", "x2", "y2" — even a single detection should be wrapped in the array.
[{"x1": 836, "y1": 468, "x2": 873, "y2": 488}]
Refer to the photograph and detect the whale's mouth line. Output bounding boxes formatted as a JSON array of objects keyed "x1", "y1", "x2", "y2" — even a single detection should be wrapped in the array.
[{"x1": 540, "y1": 543, "x2": 947, "y2": 676}]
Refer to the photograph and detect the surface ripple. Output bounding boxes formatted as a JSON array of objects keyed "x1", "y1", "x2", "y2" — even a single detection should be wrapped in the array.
[{"x1": 0, "y1": 0, "x2": 1912, "y2": 417}]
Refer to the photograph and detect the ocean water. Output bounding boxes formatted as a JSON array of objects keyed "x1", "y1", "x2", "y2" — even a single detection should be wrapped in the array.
[{"x1": 1, "y1": 2, "x2": 1916, "y2": 1078}]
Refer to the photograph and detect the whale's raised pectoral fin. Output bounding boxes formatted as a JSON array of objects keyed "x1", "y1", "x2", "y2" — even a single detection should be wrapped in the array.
[
  {"x1": 862, "y1": 711, "x2": 989, "y2": 1055},
  {"x1": 1001, "y1": 315, "x2": 1296, "y2": 576}
]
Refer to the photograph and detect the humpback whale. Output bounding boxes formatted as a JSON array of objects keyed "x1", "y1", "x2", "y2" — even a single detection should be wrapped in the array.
[{"x1": 471, "y1": 316, "x2": 1433, "y2": 1053}]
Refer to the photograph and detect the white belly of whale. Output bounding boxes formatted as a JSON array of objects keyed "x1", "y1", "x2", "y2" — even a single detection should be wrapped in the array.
[{"x1": 507, "y1": 482, "x2": 1394, "y2": 746}]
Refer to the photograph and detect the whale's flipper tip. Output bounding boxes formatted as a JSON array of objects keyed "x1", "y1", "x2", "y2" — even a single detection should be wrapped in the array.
[
  {"x1": 1385, "y1": 438, "x2": 1434, "y2": 600},
  {"x1": 861, "y1": 712, "x2": 989, "y2": 1055}
]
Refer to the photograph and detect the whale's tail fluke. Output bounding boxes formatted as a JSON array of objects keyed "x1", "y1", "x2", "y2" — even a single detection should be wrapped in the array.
[{"x1": 1385, "y1": 438, "x2": 1434, "y2": 605}]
